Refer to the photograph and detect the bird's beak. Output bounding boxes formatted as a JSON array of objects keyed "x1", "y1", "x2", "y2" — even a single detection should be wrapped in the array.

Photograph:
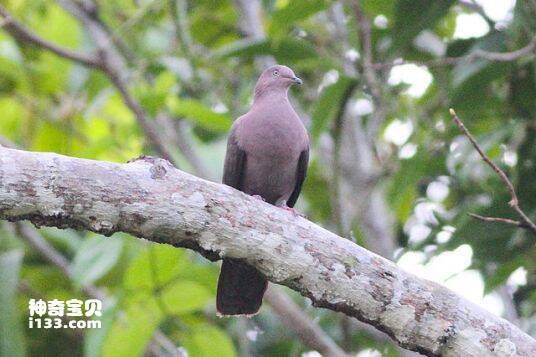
[{"x1": 291, "y1": 76, "x2": 303, "y2": 85}]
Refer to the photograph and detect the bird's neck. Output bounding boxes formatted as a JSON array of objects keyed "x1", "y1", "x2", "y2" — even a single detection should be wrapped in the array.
[{"x1": 253, "y1": 86, "x2": 289, "y2": 104}]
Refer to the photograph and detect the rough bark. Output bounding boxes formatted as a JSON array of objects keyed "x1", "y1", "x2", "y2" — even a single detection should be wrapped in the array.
[{"x1": 0, "y1": 147, "x2": 534, "y2": 356}]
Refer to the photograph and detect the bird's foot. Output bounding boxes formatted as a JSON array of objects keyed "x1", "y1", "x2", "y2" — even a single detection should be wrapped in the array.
[
  {"x1": 252, "y1": 195, "x2": 266, "y2": 202},
  {"x1": 281, "y1": 205, "x2": 306, "y2": 218}
]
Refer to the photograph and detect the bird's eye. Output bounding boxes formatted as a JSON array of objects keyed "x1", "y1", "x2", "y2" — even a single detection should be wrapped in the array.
[{"x1": 272, "y1": 70, "x2": 279, "y2": 77}]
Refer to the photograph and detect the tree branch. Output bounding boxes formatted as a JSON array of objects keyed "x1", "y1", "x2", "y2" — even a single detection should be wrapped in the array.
[
  {"x1": 0, "y1": 147, "x2": 534, "y2": 356},
  {"x1": 450, "y1": 109, "x2": 536, "y2": 235},
  {"x1": 0, "y1": 5, "x2": 101, "y2": 68}
]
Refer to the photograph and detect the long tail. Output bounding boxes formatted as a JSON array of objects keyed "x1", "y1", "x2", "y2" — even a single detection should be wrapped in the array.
[{"x1": 216, "y1": 258, "x2": 267, "y2": 316}]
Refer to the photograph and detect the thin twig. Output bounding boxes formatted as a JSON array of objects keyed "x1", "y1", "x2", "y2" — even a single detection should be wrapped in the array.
[
  {"x1": 472, "y1": 38, "x2": 536, "y2": 61},
  {"x1": 468, "y1": 213, "x2": 527, "y2": 228},
  {"x1": 155, "y1": 113, "x2": 212, "y2": 179},
  {"x1": 1, "y1": 2, "x2": 177, "y2": 164},
  {"x1": 69, "y1": 0, "x2": 214, "y2": 177},
  {"x1": 15, "y1": 223, "x2": 105, "y2": 300},
  {"x1": 0, "y1": 5, "x2": 101, "y2": 68},
  {"x1": 59, "y1": 0, "x2": 178, "y2": 164},
  {"x1": 59, "y1": 0, "x2": 211, "y2": 174},
  {"x1": 265, "y1": 287, "x2": 349, "y2": 357},
  {"x1": 373, "y1": 38, "x2": 536, "y2": 70},
  {"x1": 450, "y1": 109, "x2": 536, "y2": 235},
  {"x1": 111, "y1": 0, "x2": 162, "y2": 42}
]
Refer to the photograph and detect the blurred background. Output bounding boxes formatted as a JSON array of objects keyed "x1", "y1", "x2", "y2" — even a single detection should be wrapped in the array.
[{"x1": 0, "y1": 0, "x2": 535, "y2": 356}]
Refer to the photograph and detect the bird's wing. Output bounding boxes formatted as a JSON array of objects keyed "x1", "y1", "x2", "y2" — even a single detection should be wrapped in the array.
[
  {"x1": 222, "y1": 125, "x2": 246, "y2": 190},
  {"x1": 286, "y1": 147, "x2": 309, "y2": 208}
]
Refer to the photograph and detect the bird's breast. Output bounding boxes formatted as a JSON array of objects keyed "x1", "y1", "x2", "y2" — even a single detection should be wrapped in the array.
[
  {"x1": 237, "y1": 115, "x2": 307, "y2": 204},
  {"x1": 239, "y1": 112, "x2": 306, "y2": 159}
]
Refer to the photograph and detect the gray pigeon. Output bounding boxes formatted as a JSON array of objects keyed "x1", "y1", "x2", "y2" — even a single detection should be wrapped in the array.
[{"x1": 216, "y1": 65, "x2": 309, "y2": 316}]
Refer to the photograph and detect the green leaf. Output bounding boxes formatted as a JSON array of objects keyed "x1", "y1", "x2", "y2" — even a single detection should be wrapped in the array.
[
  {"x1": 124, "y1": 244, "x2": 188, "y2": 291},
  {"x1": 71, "y1": 235, "x2": 123, "y2": 288},
  {"x1": 517, "y1": 126, "x2": 536, "y2": 208},
  {"x1": 190, "y1": 1, "x2": 239, "y2": 48},
  {"x1": 449, "y1": 193, "x2": 516, "y2": 269},
  {"x1": 363, "y1": 0, "x2": 395, "y2": 20},
  {"x1": 160, "y1": 281, "x2": 212, "y2": 315},
  {"x1": 167, "y1": 97, "x2": 232, "y2": 133},
  {"x1": 102, "y1": 280, "x2": 211, "y2": 357},
  {"x1": 509, "y1": 62, "x2": 536, "y2": 120},
  {"x1": 139, "y1": 71, "x2": 177, "y2": 116},
  {"x1": 272, "y1": 37, "x2": 320, "y2": 63},
  {"x1": 270, "y1": 0, "x2": 329, "y2": 39},
  {"x1": 84, "y1": 299, "x2": 118, "y2": 357},
  {"x1": 29, "y1": 4, "x2": 81, "y2": 94},
  {"x1": 450, "y1": 33, "x2": 508, "y2": 89},
  {"x1": 175, "y1": 265, "x2": 218, "y2": 293},
  {"x1": 102, "y1": 301, "x2": 162, "y2": 357},
  {"x1": 40, "y1": 227, "x2": 82, "y2": 253},
  {"x1": 213, "y1": 38, "x2": 270, "y2": 59},
  {"x1": 311, "y1": 76, "x2": 357, "y2": 139},
  {"x1": 513, "y1": 0, "x2": 536, "y2": 34},
  {"x1": 0, "y1": 98, "x2": 26, "y2": 140},
  {"x1": 31, "y1": 122, "x2": 70, "y2": 154},
  {"x1": 0, "y1": 250, "x2": 27, "y2": 357},
  {"x1": 392, "y1": 0, "x2": 456, "y2": 53},
  {"x1": 33, "y1": 4, "x2": 81, "y2": 49},
  {"x1": 387, "y1": 147, "x2": 444, "y2": 222},
  {"x1": 301, "y1": 160, "x2": 333, "y2": 222},
  {"x1": 215, "y1": 37, "x2": 320, "y2": 64},
  {"x1": 182, "y1": 324, "x2": 236, "y2": 357},
  {"x1": 515, "y1": 125, "x2": 536, "y2": 245},
  {"x1": 449, "y1": 33, "x2": 511, "y2": 115}
]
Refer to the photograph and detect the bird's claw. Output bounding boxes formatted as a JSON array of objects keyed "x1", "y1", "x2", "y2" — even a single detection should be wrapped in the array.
[
  {"x1": 281, "y1": 206, "x2": 306, "y2": 218},
  {"x1": 252, "y1": 195, "x2": 266, "y2": 202}
]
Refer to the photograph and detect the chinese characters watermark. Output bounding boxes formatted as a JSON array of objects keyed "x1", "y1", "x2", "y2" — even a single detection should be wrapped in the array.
[{"x1": 28, "y1": 299, "x2": 102, "y2": 329}]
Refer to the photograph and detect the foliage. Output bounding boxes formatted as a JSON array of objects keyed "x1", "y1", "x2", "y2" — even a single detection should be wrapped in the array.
[{"x1": 0, "y1": 0, "x2": 535, "y2": 355}]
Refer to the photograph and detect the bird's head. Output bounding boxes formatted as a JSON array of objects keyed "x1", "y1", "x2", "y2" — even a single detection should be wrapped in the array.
[{"x1": 254, "y1": 65, "x2": 302, "y2": 99}]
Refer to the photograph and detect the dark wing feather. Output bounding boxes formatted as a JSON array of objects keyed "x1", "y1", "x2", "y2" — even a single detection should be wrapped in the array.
[
  {"x1": 286, "y1": 148, "x2": 309, "y2": 208},
  {"x1": 222, "y1": 127, "x2": 246, "y2": 190}
]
